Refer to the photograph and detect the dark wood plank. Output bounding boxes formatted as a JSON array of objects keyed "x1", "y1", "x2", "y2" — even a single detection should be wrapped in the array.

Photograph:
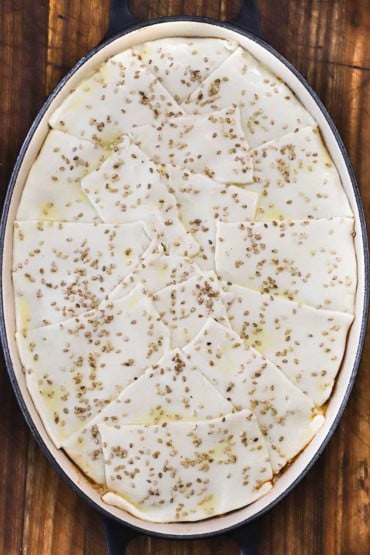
[
  {"x1": 46, "y1": 0, "x2": 109, "y2": 93},
  {"x1": 0, "y1": 2, "x2": 48, "y2": 554},
  {"x1": 0, "y1": 0, "x2": 49, "y2": 195},
  {"x1": 0, "y1": 1, "x2": 369, "y2": 554}
]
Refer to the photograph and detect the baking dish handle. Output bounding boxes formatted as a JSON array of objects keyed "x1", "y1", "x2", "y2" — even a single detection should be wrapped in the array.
[
  {"x1": 104, "y1": 517, "x2": 138, "y2": 555},
  {"x1": 228, "y1": 518, "x2": 261, "y2": 554},
  {"x1": 105, "y1": 1, "x2": 263, "y2": 40},
  {"x1": 232, "y1": 0, "x2": 263, "y2": 39},
  {"x1": 105, "y1": 0, "x2": 138, "y2": 39},
  {"x1": 104, "y1": 515, "x2": 261, "y2": 554}
]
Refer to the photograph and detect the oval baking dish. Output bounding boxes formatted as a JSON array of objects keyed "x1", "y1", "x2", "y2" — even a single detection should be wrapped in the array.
[{"x1": 1, "y1": 1, "x2": 368, "y2": 553}]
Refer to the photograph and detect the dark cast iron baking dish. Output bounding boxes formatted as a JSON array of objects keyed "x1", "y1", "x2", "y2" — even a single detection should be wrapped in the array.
[{"x1": 0, "y1": 1, "x2": 368, "y2": 554}]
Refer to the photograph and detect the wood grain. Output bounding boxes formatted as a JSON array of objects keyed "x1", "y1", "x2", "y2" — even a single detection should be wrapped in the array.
[{"x1": 0, "y1": 1, "x2": 369, "y2": 554}]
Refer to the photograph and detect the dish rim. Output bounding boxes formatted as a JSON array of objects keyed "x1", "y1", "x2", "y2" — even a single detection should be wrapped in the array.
[{"x1": 0, "y1": 16, "x2": 368, "y2": 539}]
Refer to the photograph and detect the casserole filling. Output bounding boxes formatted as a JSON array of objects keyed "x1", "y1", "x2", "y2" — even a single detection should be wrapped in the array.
[{"x1": 13, "y1": 37, "x2": 356, "y2": 522}]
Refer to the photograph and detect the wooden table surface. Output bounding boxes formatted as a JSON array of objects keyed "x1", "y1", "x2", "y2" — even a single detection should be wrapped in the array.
[{"x1": 0, "y1": 1, "x2": 369, "y2": 553}]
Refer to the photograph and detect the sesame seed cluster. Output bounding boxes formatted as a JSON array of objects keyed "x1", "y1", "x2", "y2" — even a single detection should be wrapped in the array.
[{"x1": 13, "y1": 38, "x2": 356, "y2": 522}]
